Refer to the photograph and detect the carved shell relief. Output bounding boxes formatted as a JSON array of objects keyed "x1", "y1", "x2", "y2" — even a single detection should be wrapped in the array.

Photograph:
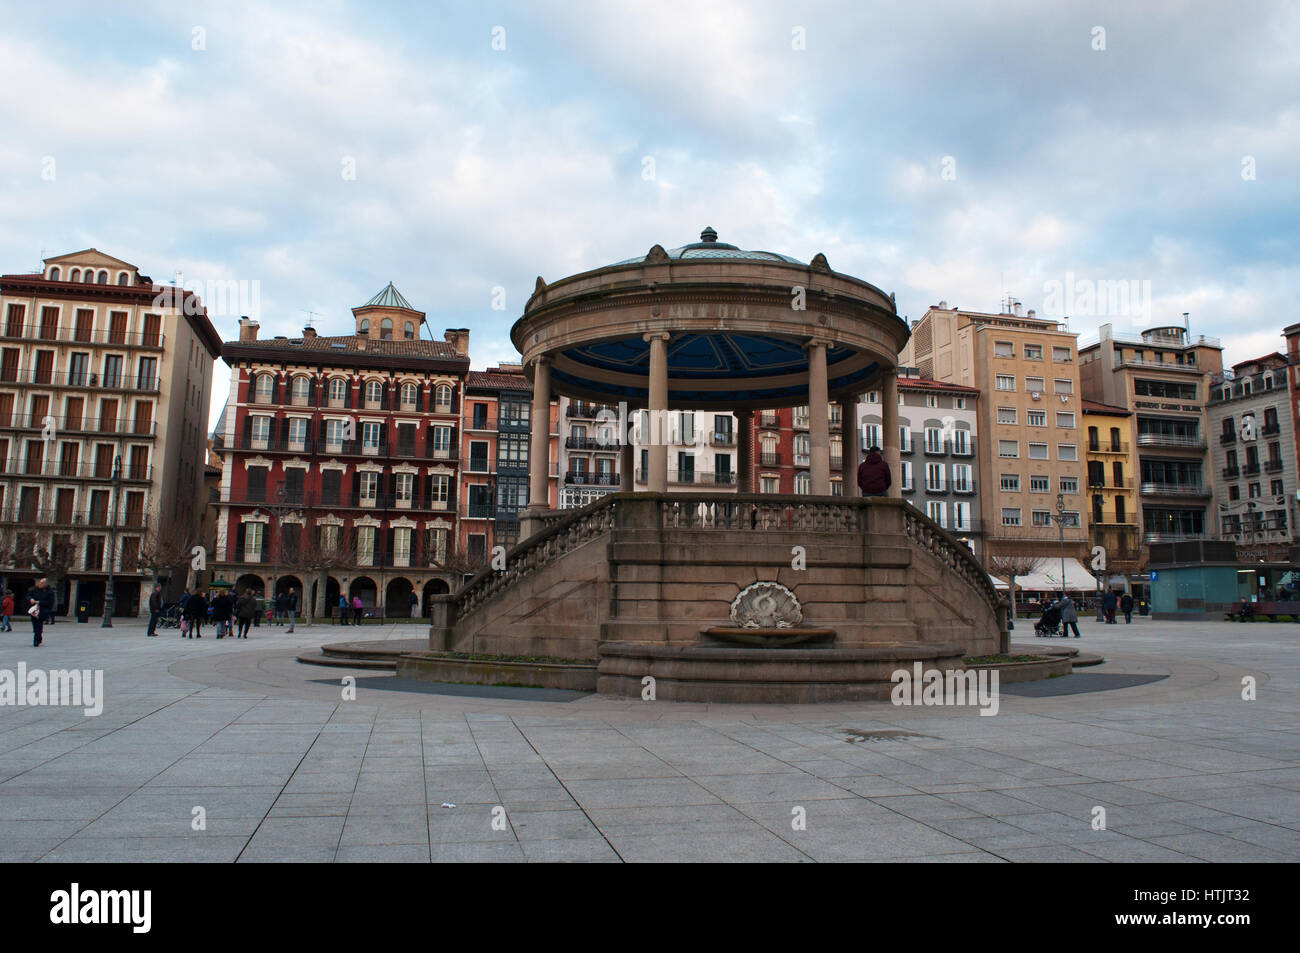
[{"x1": 730, "y1": 581, "x2": 803, "y2": 629}]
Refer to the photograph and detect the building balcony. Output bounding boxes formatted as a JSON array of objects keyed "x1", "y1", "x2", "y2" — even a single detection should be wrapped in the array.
[
  {"x1": 1222, "y1": 466, "x2": 1239, "y2": 479},
  {"x1": 922, "y1": 440, "x2": 949, "y2": 456},
  {"x1": 759, "y1": 413, "x2": 780, "y2": 428},
  {"x1": 565, "y1": 402, "x2": 617, "y2": 419},
  {"x1": 668, "y1": 470, "x2": 736, "y2": 486},
  {"x1": 1088, "y1": 441, "x2": 1131, "y2": 454},
  {"x1": 565, "y1": 436, "x2": 621, "y2": 451},
  {"x1": 950, "y1": 482, "x2": 977, "y2": 495},
  {"x1": 1220, "y1": 432, "x2": 1237, "y2": 445},
  {"x1": 1087, "y1": 478, "x2": 1135, "y2": 490},
  {"x1": 950, "y1": 444, "x2": 974, "y2": 457},
  {"x1": 0, "y1": 369, "x2": 161, "y2": 393},
  {"x1": 710, "y1": 432, "x2": 737, "y2": 447},
  {"x1": 1143, "y1": 531, "x2": 1206, "y2": 544},
  {"x1": 901, "y1": 480, "x2": 915, "y2": 494},
  {"x1": 829, "y1": 455, "x2": 843, "y2": 470},
  {"x1": 0, "y1": 413, "x2": 157, "y2": 438},
  {"x1": 1263, "y1": 422, "x2": 1281, "y2": 436},
  {"x1": 1136, "y1": 433, "x2": 1207, "y2": 450},
  {"x1": 0, "y1": 508, "x2": 149, "y2": 529},
  {"x1": 1139, "y1": 482, "x2": 1211, "y2": 498},
  {"x1": 1114, "y1": 356, "x2": 1203, "y2": 372},
  {"x1": 1242, "y1": 462, "x2": 1261, "y2": 476},
  {"x1": 1265, "y1": 459, "x2": 1284, "y2": 473},
  {"x1": 759, "y1": 452, "x2": 781, "y2": 467},
  {"x1": 0, "y1": 461, "x2": 153, "y2": 482},
  {"x1": 0, "y1": 327, "x2": 165, "y2": 349},
  {"x1": 564, "y1": 471, "x2": 617, "y2": 486}
]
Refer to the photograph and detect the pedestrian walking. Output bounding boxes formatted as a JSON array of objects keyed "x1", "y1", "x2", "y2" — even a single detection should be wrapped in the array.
[
  {"x1": 1120, "y1": 592, "x2": 1135, "y2": 624},
  {"x1": 409, "y1": 590, "x2": 418, "y2": 617},
  {"x1": 211, "y1": 590, "x2": 233, "y2": 638},
  {"x1": 286, "y1": 588, "x2": 299, "y2": 633},
  {"x1": 235, "y1": 589, "x2": 257, "y2": 639},
  {"x1": 352, "y1": 594, "x2": 364, "y2": 626},
  {"x1": 0, "y1": 589, "x2": 13, "y2": 631},
  {"x1": 273, "y1": 591, "x2": 287, "y2": 626},
  {"x1": 146, "y1": 584, "x2": 163, "y2": 637},
  {"x1": 1102, "y1": 589, "x2": 1119, "y2": 624},
  {"x1": 27, "y1": 578, "x2": 55, "y2": 647},
  {"x1": 1056, "y1": 595, "x2": 1080, "y2": 638},
  {"x1": 184, "y1": 589, "x2": 208, "y2": 638},
  {"x1": 856, "y1": 446, "x2": 892, "y2": 496}
]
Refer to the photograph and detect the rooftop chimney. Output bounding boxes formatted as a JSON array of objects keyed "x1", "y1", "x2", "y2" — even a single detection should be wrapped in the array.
[
  {"x1": 937, "y1": 300, "x2": 948, "y2": 310},
  {"x1": 1013, "y1": 300, "x2": 1023, "y2": 317},
  {"x1": 444, "y1": 328, "x2": 470, "y2": 357},
  {"x1": 238, "y1": 316, "x2": 259, "y2": 342},
  {"x1": 302, "y1": 326, "x2": 317, "y2": 340},
  {"x1": 1027, "y1": 309, "x2": 1036, "y2": 319}
]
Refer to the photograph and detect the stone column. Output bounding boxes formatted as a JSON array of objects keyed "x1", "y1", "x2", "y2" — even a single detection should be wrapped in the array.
[
  {"x1": 645, "y1": 332, "x2": 670, "y2": 492},
  {"x1": 735, "y1": 409, "x2": 753, "y2": 493},
  {"x1": 620, "y1": 436, "x2": 634, "y2": 491},
  {"x1": 840, "y1": 397, "x2": 861, "y2": 497},
  {"x1": 882, "y1": 368, "x2": 901, "y2": 499},
  {"x1": 807, "y1": 339, "x2": 831, "y2": 495},
  {"x1": 521, "y1": 356, "x2": 552, "y2": 538}
]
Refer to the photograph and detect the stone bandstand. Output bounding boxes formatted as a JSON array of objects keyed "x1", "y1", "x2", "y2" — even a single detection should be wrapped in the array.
[{"x1": 428, "y1": 229, "x2": 1008, "y2": 702}]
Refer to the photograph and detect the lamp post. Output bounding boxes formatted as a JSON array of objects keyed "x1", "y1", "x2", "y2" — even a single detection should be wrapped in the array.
[
  {"x1": 101, "y1": 455, "x2": 121, "y2": 627},
  {"x1": 1049, "y1": 492, "x2": 1070, "y2": 602},
  {"x1": 264, "y1": 480, "x2": 299, "y2": 617}
]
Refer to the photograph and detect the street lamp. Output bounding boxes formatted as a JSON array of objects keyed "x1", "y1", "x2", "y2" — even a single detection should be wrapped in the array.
[
  {"x1": 265, "y1": 480, "x2": 299, "y2": 614},
  {"x1": 101, "y1": 454, "x2": 121, "y2": 627},
  {"x1": 1048, "y1": 492, "x2": 1071, "y2": 602}
]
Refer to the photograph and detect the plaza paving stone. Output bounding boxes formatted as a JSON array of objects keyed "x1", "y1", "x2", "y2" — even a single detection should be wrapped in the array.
[{"x1": 0, "y1": 614, "x2": 1296, "y2": 862}]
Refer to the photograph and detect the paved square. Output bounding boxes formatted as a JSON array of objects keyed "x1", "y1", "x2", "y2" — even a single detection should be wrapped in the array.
[{"x1": 1, "y1": 615, "x2": 1296, "y2": 862}]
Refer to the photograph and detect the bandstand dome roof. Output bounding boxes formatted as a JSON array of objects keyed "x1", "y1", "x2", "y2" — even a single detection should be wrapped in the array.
[{"x1": 512, "y1": 227, "x2": 910, "y2": 411}]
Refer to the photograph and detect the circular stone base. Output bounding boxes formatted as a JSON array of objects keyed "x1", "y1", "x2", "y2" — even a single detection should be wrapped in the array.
[
  {"x1": 702, "y1": 626, "x2": 836, "y2": 648},
  {"x1": 597, "y1": 641, "x2": 967, "y2": 703}
]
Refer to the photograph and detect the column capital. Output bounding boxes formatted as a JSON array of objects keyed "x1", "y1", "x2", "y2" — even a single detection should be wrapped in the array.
[
  {"x1": 803, "y1": 336, "x2": 834, "y2": 351},
  {"x1": 642, "y1": 331, "x2": 671, "y2": 343},
  {"x1": 735, "y1": 408, "x2": 754, "y2": 420},
  {"x1": 531, "y1": 354, "x2": 551, "y2": 368}
]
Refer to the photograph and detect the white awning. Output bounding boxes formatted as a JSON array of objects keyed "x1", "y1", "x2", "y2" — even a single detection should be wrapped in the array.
[
  {"x1": 988, "y1": 574, "x2": 1009, "y2": 590},
  {"x1": 1016, "y1": 557, "x2": 1097, "y2": 592}
]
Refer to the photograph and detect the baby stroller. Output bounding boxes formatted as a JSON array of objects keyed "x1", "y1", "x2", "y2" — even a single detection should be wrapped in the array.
[{"x1": 1034, "y1": 602, "x2": 1061, "y2": 637}]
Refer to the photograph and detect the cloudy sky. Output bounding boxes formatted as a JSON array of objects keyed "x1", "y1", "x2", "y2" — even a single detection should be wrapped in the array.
[{"x1": 2, "y1": 0, "x2": 1296, "y2": 430}]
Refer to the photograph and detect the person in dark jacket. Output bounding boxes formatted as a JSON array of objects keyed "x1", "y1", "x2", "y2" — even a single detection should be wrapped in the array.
[
  {"x1": 210, "y1": 591, "x2": 233, "y2": 638},
  {"x1": 27, "y1": 578, "x2": 55, "y2": 647},
  {"x1": 1101, "y1": 589, "x2": 1119, "y2": 624},
  {"x1": 1120, "y1": 592, "x2": 1135, "y2": 623},
  {"x1": 147, "y1": 584, "x2": 163, "y2": 637},
  {"x1": 184, "y1": 590, "x2": 208, "y2": 638},
  {"x1": 235, "y1": 589, "x2": 257, "y2": 639},
  {"x1": 856, "y1": 447, "x2": 892, "y2": 496},
  {"x1": 1056, "y1": 595, "x2": 1080, "y2": 638},
  {"x1": 286, "y1": 588, "x2": 299, "y2": 633}
]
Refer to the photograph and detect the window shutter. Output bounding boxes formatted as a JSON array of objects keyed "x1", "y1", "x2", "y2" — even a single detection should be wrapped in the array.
[
  {"x1": 386, "y1": 528, "x2": 394, "y2": 566},
  {"x1": 242, "y1": 415, "x2": 251, "y2": 445},
  {"x1": 379, "y1": 423, "x2": 387, "y2": 448},
  {"x1": 425, "y1": 474, "x2": 433, "y2": 504},
  {"x1": 381, "y1": 383, "x2": 389, "y2": 411},
  {"x1": 344, "y1": 380, "x2": 351, "y2": 408},
  {"x1": 260, "y1": 528, "x2": 269, "y2": 562},
  {"x1": 281, "y1": 417, "x2": 291, "y2": 445},
  {"x1": 351, "y1": 471, "x2": 360, "y2": 505},
  {"x1": 235, "y1": 523, "x2": 246, "y2": 560},
  {"x1": 303, "y1": 419, "x2": 312, "y2": 444},
  {"x1": 422, "y1": 384, "x2": 430, "y2": 413},
  {"x1": 270, "y1": 376, "x2": 280, "y2": 405}
]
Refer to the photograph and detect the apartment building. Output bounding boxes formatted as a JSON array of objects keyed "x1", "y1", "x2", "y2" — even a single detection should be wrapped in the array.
[
  {"x1": 636, "y1": 409, "x2": 743, "y2": 492},
  {"x1": 1206, "y1": 351, "x2": 1297, "y2": 561},
  {"x1": 0, "y1": 249, "x2": 220, "y2": 615},
  {"x1": 1079, "y1": 322, "x2": 1223, "y2": 545},
  {"x1": 750, "y1": 404, "x2": 844, "y2": 495},
  {"x1": 557, "y1": 396, "x2": 621, "y2": 509},
  {"x1": 859, "y1": 374, "x2": 981, "y2": 550},
  {"x1": 901, "y1": 302, "x2": 1089, "y2": 573},
  {"x1": 1082, "y1": 399, "x2": 1142, "y2": 588},
  {"x1": 459, "y1": 365, "x2": 557, "y2": 555},
  {"x1": 213, "y1": 284, "x2": 470, "y2": 618}
]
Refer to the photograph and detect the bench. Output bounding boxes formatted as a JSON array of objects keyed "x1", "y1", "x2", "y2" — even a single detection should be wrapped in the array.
[{"x1": 1225, "y1": 600, "x2": 1300, "y2": 622}]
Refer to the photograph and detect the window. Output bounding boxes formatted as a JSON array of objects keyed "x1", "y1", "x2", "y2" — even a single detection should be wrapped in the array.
[
  {"x1": 1030, "y1": 475, "x2": 1050, "y2": 493},
  {"x1": 254, "y1": 374, "x2": 274, "y2": 402},
  {"x1": 998, "y1": 440, "x2": 1019, "y2": 458},
  {"x1": 362, "y1": 421, "x2": 380, "y2": 451},
  {"x1": 794, "y1": 472, "x2": 811, "y2": 495},
  {"x1": 49, "y1": 267, "x2": 59, "y2": 281},
  {"x1": 952, "y1": 501, "x2": 970, "y2": 531},
  {"x1": 1249, "y1": 482, "x2": 1261, "y2": 498},
  {"x1": 395, "y1": 472, "x2": 414, "y2": 506},
  {"x1": 380, "y1": 318, "x2": 393, "y2": 339},
  {"x1": 995, "y1": 375, "x2": 1015, "y2": 391},
  {"x1": 1024, "y1": 344, "x2": 1042, "y2": 360},
  {"x1": 432, "y1": 426, "x2": 452, "y2": 458},
  {"x1": 1001, "y1": 508, "x2": 1022, "y2": 526},
  {"x1": 954, "y1": 397, "x2": 966, "y2": 409},
  {"x1": 760, "y1": 476, "x2": 779, "y2": 494},
  {"x1": 1229, "y1": 484, "x2": 1240, "y2": 501},
  {"x1": 326, "y1": 419, "x2": 346, "y2": 446},
  {"x1": 901, "y1": 460, "x2": 913, "y2": 490},
  {"x1": 994, "y1": 341, "x2": 1014, "y2": 358},
  {"x1": 952, "y1": 464, "x2": 972, "y2": 491},
  {"x1": 288, "y1": 418, "x2": 307, "y2": 447},
  {"x1": 926, "y1": 394, "x2": 939, "y2": 408},
  {"x1": 1028, "y1": 442, "x2": 1049, "y2": 459},
  {"x1": 951, "y1": 430, "x2": 969, "y2": 455},
  {"x1": 1026, "y1": 376, "x2": 1045, "y2": 393},
  {"x1": 357, "y1": 525, "x2": 375, "y2": 565},
  {"x1": 243, "y1": 523, "x2": 264, "y2": 562},
  {"x1": 435, "y1": 384, "x2": 453, "y2": 412},
  {"x1": 359, "y1": 319, "x2": 370, "y2": 334},
  {"x1": 1060, "y1": 477, "x2": 1078, "y2": 494},
  {"x1": 1032, "y1": 510, "x2": 1052, "y2": 527},
  {"x1": 1058, "y1": 444, "x2": 1078, "y2": 461},
  {"x1": 1027, "y1": 410, "x2": 1046, "y2": 427},
  {"x1": 1271, "y1": 479, "x2": 1284, "y2": 496},
  {"x1": 400, "y1": 383, "x2": 417, "y2": 409},
  {"x1": 925, "y1": 463, "x2": 945, "y2": 491},
  {"x1": 405, "y1": 322, "x2": 415, "y2": 340},
  {"x1": 1134, "y1": 379, "x2": 1197, "y2": 401},
  {"x1": 924, "y1": 427, "x2": 944, "y2": 453},
  {"x1": 863, "y1": 423, "x2": 881, "y2": 449},
  {"x1": 1057, "y1": 412, "x2": 1075, "y2": 428},
  {"x1": 291, "y1": 376, "x2": 310, "y2": 403},
  {"x1": 1054, "y1": 379, "x2": 1072, "y2": 395},
  {"x1": 793, "y1": 434, "x2": 810, "y2": 465},
  {"x1": 1000, "y1": 473, "x2": 1020, "y2": 491},
  {"x1": 328, "y1": 378, "x2": 346, "y2": 403},
  {"x1": 359, "y1": 471, "x2": 378, "y2": 503},
  {"x1": 997, "y1": 407, "x2": 1017, "y2": 425},
  {"x1": 392, "y1": 527, "x2": 411, "y2": 565},
  {"x1": 364, "y1": 380, "x2": 383, "y2": 405},
  {"x1": 926, "y1": 500, "x2": 945, "y2": 526},
  {"x1": 250, "y1": 416, "x2": 271, "y2": 444},
  {"x1": 1052, "y1": 346, "x2": 1072, "y2": 362}
]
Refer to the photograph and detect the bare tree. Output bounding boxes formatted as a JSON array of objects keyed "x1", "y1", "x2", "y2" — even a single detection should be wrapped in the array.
[
  {"x1": 135, "y1": 516, "x2": 203, "y2": 592},
  {"x1": 986, "y1": 553, "x2": 1047, "y2": 618},
  {"x1": 286, "y1": 523, "x2": 357, "y2": 624},
  {"x1": 31, "y1": 536, "x2": 77, "y2": 613}
]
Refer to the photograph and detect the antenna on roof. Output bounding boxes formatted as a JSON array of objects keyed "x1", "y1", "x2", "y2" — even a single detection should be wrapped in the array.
[{"x1": 300, "y1": 309, "x2": 320, "y2": 327}]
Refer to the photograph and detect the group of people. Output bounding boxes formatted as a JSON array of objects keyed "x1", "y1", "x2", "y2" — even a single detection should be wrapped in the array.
[
  {"x1": 146, "y1": 584, "x2": 299, "y2": 639},
  {"x1": 2, "y1": 578, "x2": 57, "y2": 646},
  {"x1": 1099, "y1": 589, "x2": 1136, "y2": 624}
]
